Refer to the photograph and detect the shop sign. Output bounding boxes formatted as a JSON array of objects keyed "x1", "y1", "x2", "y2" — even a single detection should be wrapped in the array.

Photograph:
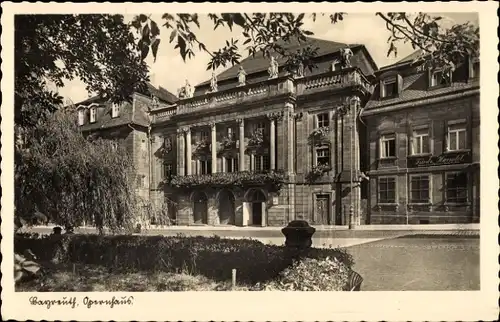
[{"x1": 407, "y1": 151, "x2": 472, "y2": 168}]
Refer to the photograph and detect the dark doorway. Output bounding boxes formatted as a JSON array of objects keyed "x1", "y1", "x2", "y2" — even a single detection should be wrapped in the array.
[
  {"x1": 252, "y1": 202, "x2": 263, "y2": 226},
  {"x1": 246, "y1": 189, "x2": 267, "y2": 226},
  {"x1": 192, "y1": 191, "x2": 208, "y2": 224}
]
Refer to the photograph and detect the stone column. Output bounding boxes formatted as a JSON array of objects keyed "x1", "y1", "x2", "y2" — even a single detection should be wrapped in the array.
[
  {"x1": 269, "y1": 115, "x2": 276, "y2": 170},
  {"x1": 176, "y1": 128, "x2": 185, "y2": 176},
  {"x1": 211, "y1": 123, "x2": 217, "y2": 173},
  {"x1": 238, "y1": 118, "x2": 245, "y2": 171},
  {"x1": 185, "y1": 127, "x2": 192, "y2": 175}
]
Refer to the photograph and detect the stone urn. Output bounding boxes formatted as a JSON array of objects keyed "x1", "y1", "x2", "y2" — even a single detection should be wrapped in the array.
[
  {"x1": 52, "y1": 226, "x2": 62, "y2": 235},
  {"x1": 281, "y1": 220, "x2": 316, "y2": 249}
]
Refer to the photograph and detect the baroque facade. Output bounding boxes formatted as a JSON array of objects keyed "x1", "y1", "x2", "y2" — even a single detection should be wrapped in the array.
[{"x1": 75, "y1": 37, "x2": 480, "y2": 226}]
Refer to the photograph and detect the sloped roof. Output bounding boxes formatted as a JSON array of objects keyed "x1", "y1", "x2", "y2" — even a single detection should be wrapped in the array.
[
  {"x1": 146, "y1": 83, "x2": 178, "y2": 104},
  {"x1": 76, "y1": 83, "x2": 177, "y2": 132},
  {"x1": 365, "y1": 71, "x2": 479, "y2": 110},
  {"x1": 379, "y1": 50, "x2": 425, "y2": 72},
  {"x1": 196, "y1": 36, "x2": 354, "y2": 87}
]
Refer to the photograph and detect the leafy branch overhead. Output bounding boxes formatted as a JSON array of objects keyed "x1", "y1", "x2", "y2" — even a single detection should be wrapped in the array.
[{"x1": 135, "y1": 12, "x2": 479, "y2": 73}]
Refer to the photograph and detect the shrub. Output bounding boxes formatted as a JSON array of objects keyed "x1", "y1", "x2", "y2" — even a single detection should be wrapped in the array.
[
  {"x1": 260, "y1": 257, "x2": 350, "y2": 291},
  {"x1": 14, "y1": 234, "x2": 354, "y2": 286},
  {"x1": 15, "y1": 253, "x2": 42, "y2": 284}
]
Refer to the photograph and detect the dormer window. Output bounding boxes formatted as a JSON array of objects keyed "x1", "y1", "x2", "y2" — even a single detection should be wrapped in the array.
[
  {"x1": 78, "y1": 109, "x2": 85, "y2": 126},
  {"x1": 90, "y1": 107, "x2": 97, "y2": 123},
  {"x1": 111, "y1": 103, "x2": 119, "y2": 118},
  {"x1": 429, "y1": 69, "x2": 452, "y2": 88},
  {"x1": 380, "y1": 76, "x2": 398, "y2": 99}
]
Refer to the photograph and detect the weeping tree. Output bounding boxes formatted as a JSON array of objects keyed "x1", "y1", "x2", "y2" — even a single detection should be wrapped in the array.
[{"x1": 15, "y1": 109, "x2": 145, "y2": 234}]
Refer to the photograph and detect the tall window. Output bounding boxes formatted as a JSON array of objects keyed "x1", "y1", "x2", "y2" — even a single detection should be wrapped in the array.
[
  {"x1": 111, "y1": 103, "x2": 119, "y2": 118},
  {"x1": 315, "y1": 146, "x2": 330, "y2": 166},
  {"x1": 227, "y1": 126, "x2": 234, "y2": 138},
  {"x1": 255, "y1": 121, "x2": 266, "y2": 135},
  {"x1": 200, "y1": 130, "x2": 209, "y2": 142},
  {"x1": 254, "y1": 155, "x2": 270, "y2": 172},
  {"x1": 446, "y1": 172, "x2": 468, "y2": 203},
  {"x1": 226, "y1": 157, "x2": 239, "y2": 173},
  {"x1": 412, "y1": 128, "x2": 430, "y2": 155},
  {"x1": 381, "y1": 77, "x2": 397, "y2": 98},
  {"x1": 410, "y1": 175, "x2": 430, "y2": 204},
  {"x1": 78, "y1": 110, "x2": 85, "y2": 126},
  {"x1": 90, "y1": 107, "x2": 97, "y2": 123},
  {"x1": 316, "y1": 113, "x2": 329, "y2": 128},
  {"x1": 447, "y1": 123, "x2": 467, "y2": 151},
  {"x1": 200, "y1": 160, "x2": 212, "y2": 175},
  {"x1": 378, "y1": 177, "x2": 396, "y2": 204},
  {"x1": 380, "y1": 134, "x2": 396, "y2": 158},
  {"x1": 163, "y1": 163, "x2": 174, "y2": 179}
]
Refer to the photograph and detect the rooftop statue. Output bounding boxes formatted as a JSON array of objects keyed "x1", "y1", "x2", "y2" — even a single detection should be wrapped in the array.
[
  {"x1": 296, "y1": 61, "x2": 305, "y2": 78},
  {"x1": 268, "y1": 56, "x2": 279, "y2": 79},
  {"x1": 340, "y1": 47, "x2": 354, "y2": 68},
  {"x1": 210, "y1": 72, "x2": 218, "y2": 92},
  {"x1": 178, "y1": 79, "x2": 193, "y2": 99},
  {"x1": 237, "y1": 66, "x2": 247, "y2": 86}
]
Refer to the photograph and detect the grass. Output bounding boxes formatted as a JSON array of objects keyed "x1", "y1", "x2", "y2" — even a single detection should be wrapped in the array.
[{"x1": 16, "y1": 263, "x2": 252, "y2": 292}]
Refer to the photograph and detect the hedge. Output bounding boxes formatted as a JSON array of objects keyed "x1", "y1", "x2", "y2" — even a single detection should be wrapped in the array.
[{"x1": 15, "y1": 233, "x2": 354, "y2": 285}]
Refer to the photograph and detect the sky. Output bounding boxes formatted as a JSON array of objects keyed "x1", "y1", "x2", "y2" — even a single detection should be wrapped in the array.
[{"x1": 56, "y1": 12, "x2": 479, "y2": 103}]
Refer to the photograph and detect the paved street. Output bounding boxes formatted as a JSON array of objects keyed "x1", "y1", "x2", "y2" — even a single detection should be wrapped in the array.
[{"x1": 347, "y1": 235, "x2": 480, "y2": 291}]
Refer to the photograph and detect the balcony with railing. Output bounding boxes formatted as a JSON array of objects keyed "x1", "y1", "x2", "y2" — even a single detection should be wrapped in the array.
[
  {"x1": 175, "y1": 67, "x2": 373, "y2": 116},
  {"x1": 176, "y1": 76, "x2": 295, "y2": 115},
  {"x1": 166, "y1": 170, "x2": 288, "y2": 192},
  {"x1": 296, "y1": 67, "x2": 373, "y2": 96},
  {"x1": 152, "y1": 105, "x2": 178, "y2": 123}
]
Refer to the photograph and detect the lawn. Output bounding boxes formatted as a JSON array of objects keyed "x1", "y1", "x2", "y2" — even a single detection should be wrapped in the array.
[{"x1": 347, "y1": 236, "x2": 480, "y2": 291}]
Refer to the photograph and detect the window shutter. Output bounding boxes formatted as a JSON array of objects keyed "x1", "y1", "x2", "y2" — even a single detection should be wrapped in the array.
[
  {"x1": 314, "y1": 113, "x2": 318, "y2": 129},
  {"x1": 430, "y1": 121, "x2": 435, "y2": 154},
  {"x1": 378, "y1": 135, "x2": 382, "y2": 159},
  {"x1": 427, "y1": 68, "x2": 432, "y2": 88},
  {"x1": 443, "y1": 120, "x2": 448, "y2": 152},
  {"x1": 379, "y1": 80, "x2": 384, "y2": 99},
  {"x1": 397, "y1": 74, "x2": 404, "y2": 95},
  {"x1": 407, "y1": 121, "x2": 414, "y2": 155}
]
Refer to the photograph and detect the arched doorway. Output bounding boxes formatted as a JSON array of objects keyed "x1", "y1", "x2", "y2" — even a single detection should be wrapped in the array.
[
  {"x1": 245, "y1": 188, "x2": 267, "y2": 226},
  {"x1": 217, "y1": 189, "x2": 235, "y2": 225},
  {"x1": 191, "y1": 191, "x2": 208, "y2": 224}
]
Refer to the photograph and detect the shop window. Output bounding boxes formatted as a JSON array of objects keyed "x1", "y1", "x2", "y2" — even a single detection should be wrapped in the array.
[
  {"x1": 446, "y1": 172, "x2": 468, "y2": 203},
  {"x1": 410, "y1": 175, "x2": 430, "y2": 204},
  {"x1": 378, "y1": 177, "x2": 396, "y2": 204}
]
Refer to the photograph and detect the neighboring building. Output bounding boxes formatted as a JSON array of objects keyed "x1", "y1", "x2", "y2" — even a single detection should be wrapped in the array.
[
  {"x1": 148, "y1": 37, "x2": 376, "y2": 226},
  {"x1": 75, "y1": 83, "x2": 178, "y2": 201},
  {"x1": 361, "y1": 51, "x2": 480, "y2": 224}
]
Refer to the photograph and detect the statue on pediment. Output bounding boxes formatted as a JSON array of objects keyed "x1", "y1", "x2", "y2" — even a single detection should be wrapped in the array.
[
  {"x1": 296, "y1": 61, "x2": 305, "y2": 78},
  {"x1": 268, "y1": 56, "x2": 279, "y2": 79},
  {"x1": 237, "y1": 66, "x2": 247, "y2": 86},
  {"x1": 178, "y1": 79, "x2": 193, "y2": 99},
  {"x1": 151, "y1": 95, "x2": 159, "y2": 108},
  {"x1": 210, "y1": 72, "x2": 218, "y2": 92},
  {"x1": 340, "y1": 47, "x2": 354, "y2": 68}
]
